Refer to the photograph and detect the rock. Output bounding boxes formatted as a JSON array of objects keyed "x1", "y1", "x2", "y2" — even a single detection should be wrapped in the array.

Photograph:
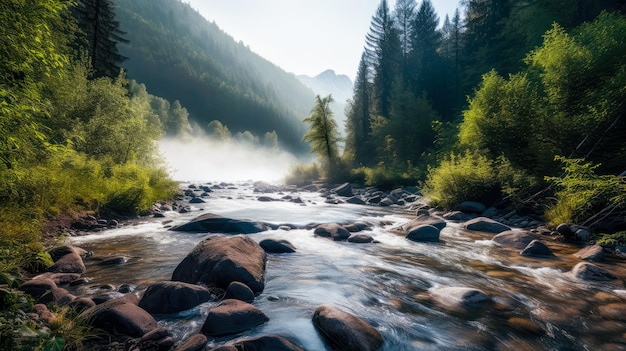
[
  {"x1": 520, "y1": 240, "x2": 555, "y2": 257},
  {"x1": 314, "y1": 223, "x2": 351, "y2": 241},
  {"x1": 312, "y1": 305, "x2": 382, "y2": 351},
  {"x1": 573, "y1": 245, "x2": 605, "y2": 262},
  {"x1": 79, "y1": 298, "x2": 157, "y2": 338},
  {"x1": 97, "y1": 256, "x2": 127, "y2": 266},
  {"x1": 19, "y1": 278, "x2": 57, "y2": 301},
  {"x1": 492, "y1": 230, "x2": 536, "y2": 249},
  {"x1": 574, "y1": 227, "x2": 591, "y2": 241},
  {"x1": 402, "y1": 216, "x2": 446, "y2": 231},
  {"x1": 175, "y1": 334, "x2": 208, "y2": 351},
  {"x1": 47, "y1": 246, "x2": 86, "y2": 274},
  {"x1": 189, "y1": 197, "x2": 206, "y2": 204},
  {"x1": 458, "y1": 201, "x2": 486, "y2": 214},
  {"x1": 214, "y1": 334, "x2": 305, "y2": 351},
  {"x1": 224, "y1": 281, "x2": 255, "y2": 303},
  {"x1": 406, "y1": 225, "x2": 440, "y2": 242},
  {"x1": 138, "y1": 281, "x2": 214, "y2": 314},
  {"x1": 257, "y1": 196, "x2": 276, "y2": 202},
  {"x1": 170, "y1": 213, "x2": 269, "y2": 234},
  {"x1": 569, "y1": 262, "x2": 617, "y2": 281},
  {"x1": 442, "y1": 211, "x2": 472, "y2": 221},
  {"x1": 463, "y1": 217, "x2": 511, "y2": 234},
  {"x1": 481, "y1": 207, "x2": 498, "y2": 218},
  {"x1": 346, "y1": 196, "x2": 366, "y2": 205},
  {"x1": 259, "y1": 239, "x2": 296, "y2": 253},
  {"x1": 172, "y1": 235, "x2": 266, "y2": 294},
  {"x1": 201, "y1": 299, "x2": 269, "y2": 337},
  {"x1": 348, "y1": 234, "x2": 374, "y2": 243},
  {"x1": 378, "y1": 197, "x2": 396, "y2": 206},
  {"x1": 332, "y1": 182, "x2": 354, "y2": 197},
  {"x1": 32, "y1": 273, "x2": 81, "y2": 286},
  {"x1": 556, "y1": 223, "x2": 574, "y2": 237},
  {"x1": 430, "y1": 287, "x2": 492, "y2": 308},
  {"x1": 69, "y1": 297, "x2": 95, "y2": 313}
]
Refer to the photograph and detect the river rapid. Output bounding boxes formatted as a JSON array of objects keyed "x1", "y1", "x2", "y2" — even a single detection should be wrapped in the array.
[{"x1": 68, "y1": 182, "x2": 626, "y2": 351}]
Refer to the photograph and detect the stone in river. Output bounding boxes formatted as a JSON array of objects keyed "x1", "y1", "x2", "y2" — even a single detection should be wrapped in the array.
[
  {"x1": 312, "y1": 304, "x2": 383, "y2": 351},
  {"x1": 170, "y1": 213, "x2": 270, "y2": 234},
  {"x1": 201, "y1": 299, "x2": 269, "y2": 337}
]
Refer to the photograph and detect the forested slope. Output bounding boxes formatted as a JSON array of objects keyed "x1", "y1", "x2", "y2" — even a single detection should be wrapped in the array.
[{"x1": 113, "y1": 0, "x2": 316, "y2": 153}]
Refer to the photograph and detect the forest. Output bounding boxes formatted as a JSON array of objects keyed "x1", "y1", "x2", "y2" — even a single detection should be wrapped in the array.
[{"x1": 296, "y1": 0, "x2": 626, "y2": 239}]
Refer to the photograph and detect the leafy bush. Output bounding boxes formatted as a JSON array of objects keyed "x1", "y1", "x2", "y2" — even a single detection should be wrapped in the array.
[
  {"x1": 545, "y1": 156, "x2": 626, "y2": 228},
  {"x1": 284, "y1": 163, "x2": 320, "y2": 186},
  {"x1": 423, "y1": 150, "x2": 535, "y2": 209}
]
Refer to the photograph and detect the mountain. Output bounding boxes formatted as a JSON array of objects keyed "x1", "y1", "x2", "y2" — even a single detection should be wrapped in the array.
[
  {"x1": 111, "y1": 0, "x2": 316, "y2": 153},
  {"x1": 298, "y1": 70, "x2": 353, "y2": 134}
]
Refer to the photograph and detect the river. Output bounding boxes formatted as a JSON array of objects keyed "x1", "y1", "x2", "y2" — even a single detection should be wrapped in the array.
[{"x1": 68, "y1": 182, "x2": 626, "y2": 350}]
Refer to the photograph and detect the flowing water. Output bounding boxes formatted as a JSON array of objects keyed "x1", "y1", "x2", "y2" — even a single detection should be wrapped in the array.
[{"x1": 68, "y1": 183, "x2": 626, "y2": 350}]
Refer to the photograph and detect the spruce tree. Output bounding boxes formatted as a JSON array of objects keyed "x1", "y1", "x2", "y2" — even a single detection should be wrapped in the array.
[
  {"x1": 74, "y1": 0, "x2": 128, "y2": 78},
  {"x1": 303, "y1": 95, "x2": 340, "y2": 166},
  {"x1": 345, "y1": 53, "x2": 373, "y2": 166}
]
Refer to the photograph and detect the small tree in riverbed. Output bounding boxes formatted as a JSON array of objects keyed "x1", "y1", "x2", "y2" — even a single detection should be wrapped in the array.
[{"x1": 303, "y1": 95, "x2": 340, "y2": 172}]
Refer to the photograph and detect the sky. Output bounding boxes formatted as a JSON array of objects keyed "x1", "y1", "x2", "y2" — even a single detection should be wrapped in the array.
[{"x1": 184, "y1": 0, "x2": 462, "y2": 81}]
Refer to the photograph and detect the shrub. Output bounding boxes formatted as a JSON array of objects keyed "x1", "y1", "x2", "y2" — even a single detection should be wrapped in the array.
[{"x1": 284, "y1": 163, "x2": 320, "y2": 186}]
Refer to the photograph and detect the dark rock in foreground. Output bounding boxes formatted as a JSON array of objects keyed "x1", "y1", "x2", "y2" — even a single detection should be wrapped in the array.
[
  {"x1": 312, "y1": 304, "x2": 383, "y2": 351},
  {"x1": 259, "y1": 239, "x2": 296, "y2": 253},
  {"x1": 208, "y1": 334, "x2": 305, "y2": 351},
  {"x1": 201, "y1": 299, "x2": 269, "y2": 337},
  {"x1": 224, "y1": 281, "x2": 255, "y2": 303},
  {"x1": 492, "y1": 230, "x2": 536, "y2": 249},
  {"x1": 170, "y1": 213, "x2": 270, "y2": 234},
  {"x1": 573, "y1": 245, "x2": 605, "y2": 262},
  {"x1": 520, "y1": 240, "x2": 555, "y2": 257},
  {"x1": 138, "y1": 281, "x2": 214, "y2": 314},
  {"x1": 569, "y1": 262, "x2": 616, "y2": 281},
  {"x1": 175, "y1": 334, "x2": 207, "y2": 351},
  {"x1": 79, "y1": 298, "x2": 157, "y2": 338},
  {"x1": 314, "y1": 223, "x2": 351, "y2": 241},
  {"x1": 406, "y1": 224, "x2": 440, "y2": 242},
  {"x1": 172, "y1": 235, "x2": 266, "y2": 293}
]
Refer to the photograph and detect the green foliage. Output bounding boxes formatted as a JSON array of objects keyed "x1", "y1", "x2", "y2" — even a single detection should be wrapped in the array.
[
  {"x1": 355, "y1": 164, "x2": 421, "y2": 190},
  {"x1": 284, "y1": 163, "x2": 320, "y2": 186},
  {"x1": 545, "y1": 157, "x2": 626, "y2": 227},
  {"x1": 207, "y1": 120, "x2": 232, "y2": 142},
  {"x1": 596, "y1": 231, "x2": 626, "y2": 248},
  {"x1": 303, "y1": 95, "x2": 340, "y2": 165},
  {"x1": 423, "y1": 150, "x2": 534, "y2": 209}
]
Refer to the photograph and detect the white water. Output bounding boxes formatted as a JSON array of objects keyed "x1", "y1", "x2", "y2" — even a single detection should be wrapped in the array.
[{"x1": 69, "y1": 183, "x2": 626, "y2": 350}]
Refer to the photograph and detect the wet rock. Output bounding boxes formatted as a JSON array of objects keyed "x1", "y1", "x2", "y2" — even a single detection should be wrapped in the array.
[
  {"x1": 458, "y1": 201, "x2": 486, "y2": 214},
  {"x1": 175, "y1": 334, "x2": 207, "y2": 351},
  {"x1": 224, "y1": 281, "x2": 255, "y2": 303},
  {"x1": 211, "y1": 334, "x2": 305, "y2": 351},
  {"x1": 481, "y1": 207, "x2": 498, "y2": 218},
  {"x1": 312, "y1": 304, "x2": 383, "y2": 351},
  {"x1": 259, "y1": 239, "x2": 296, "y2": 253},
  {"x1": 201, "y1": 299, "x2": 269, "y2": 337},
  {"x1": 98, "y1": 256, "x2": 128, "y2": 266},
  {"x1": 348, "y1": 234, "x2": 375, "y2": 243},
  {"x1": 378, "y1": 196, "x2": 397, "y2": 207},
  {"x1": 520, "y1": 240, "x2": 555, "y2": 257},
  {"x1": 569, "y1": 262, "x2": 617, "y2": 281},
  {"x1": 346, "y1": 196, "x2": 366, "y2": 205},
  {"x1": 492, "y1": 230, "x2": 536, "y2": 249},
  {"x1": 402, "y1": 216, "x2": 446, "y2": 231},
  {"x1": 69, "y1": 297, "x2": 95, "y2": 313},
  {"x1": 430, "y1": 287, "x2": 492, "y2": 308},
  {"x1": 171, "y1": 213, "x2": 270, "y2": 234},
  {"x1": 506, "y1": 317, "x2": 544, "y2": 336},
  {"x1": 172, "y1": 235, "x2": 267, "y2": 294},
  {"x1": 406, "y1": 225, "x2": 440, "y2": 242},
  {"x1": 257, "y1": 196, "x2": 276, "y2": 202},
  {"x1": 573, "y1": 245, "x2": 605, "y2": 262},
  {"x1": 574, "y1": 227, "x2": 592, "y2": 241},
  {"x1": 332, "y1": 182, "x2": 354, "y2": 197},
  {"x1": 314, "y1": 223, "x2": 351, "y2": 241},
  {"x1": 189, "y1": 197, "x2": 206, "y2": 204},
  {"x1": 138, "y1": 281, "x2": 214, "y2": 314},
  {"x1": 19, "y1": 278, "x2": 57, "y2": 301},
  {"x1": 79, "y1": 298, "x2": 157, "y2": 338},
  {"x1": 344, "y1": 223, "x2": 370, "y2": 232},
  {"x1": 464, "y1": 217, "x2": 511, "y2": 234},
  {"x1": 47, "y1": 246, "x2": 86, "y2": 274},
  {"x1": 442, "y1": 211, "x2": 472, "y2": 221},
  {"x1": 33, "y1": 273, "x2": 81, "y2": 286}
]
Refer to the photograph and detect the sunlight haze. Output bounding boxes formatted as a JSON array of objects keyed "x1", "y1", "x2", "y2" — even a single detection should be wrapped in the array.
[{"x1": 185, "y1": 0, "x2": 462, "y2": 80}]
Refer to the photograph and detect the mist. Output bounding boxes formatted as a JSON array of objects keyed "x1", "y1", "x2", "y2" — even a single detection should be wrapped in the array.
[{"x1": 158, "y1": 137, "x2": 302, "y2": 183}]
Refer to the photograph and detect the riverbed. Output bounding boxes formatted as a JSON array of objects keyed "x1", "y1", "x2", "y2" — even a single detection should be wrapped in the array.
[{"x1": 68, "y1": 182, "x2": 626, "y2": 350}]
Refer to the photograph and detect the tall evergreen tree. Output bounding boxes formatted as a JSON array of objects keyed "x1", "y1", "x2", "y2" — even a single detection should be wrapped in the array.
[
  {"x1": 73, "y1": 0, "x2": 128, "y2": 78},
  {"x1": 409, "y1": 0, "x2": 442, "y2": 100},
  {"x1": 345, "y1": 53, "x2": 373, "y2": 166},
  {"x1": 303, "y1": 95, "x2": 340, "y2": 166},
  {"x1": 365, "y1": 0, "x2": 401, "y2": 119},
  {"x1": 393, "y1": 0, "x2": 417, "y2": 84}
]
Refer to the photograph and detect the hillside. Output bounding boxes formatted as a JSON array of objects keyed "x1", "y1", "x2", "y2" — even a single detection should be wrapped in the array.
[{"x1": 112, "y1": 0, "x2": 316, "y2": 153}]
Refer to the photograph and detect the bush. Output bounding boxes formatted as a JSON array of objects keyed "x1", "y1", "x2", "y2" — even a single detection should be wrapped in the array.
[
  {"x1": 284, "y1": 163, "x2": 320, "y2": 186},
  {"x1": 545, "y1": 156, "x2": 626, "y2": 229},
  {"x1": 422, "y1": 150, "x2": 534, "y2": 209}
]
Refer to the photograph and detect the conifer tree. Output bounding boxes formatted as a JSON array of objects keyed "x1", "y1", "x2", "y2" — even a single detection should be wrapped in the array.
[
  {"x1": 74, "y1": 0, "x2": 128, "y2": 78},
  {"x1": 303, "y1": 95, "x2": 340, "y2": 166},
  {"x1": 345, "y1": 53, "x2": 373, "y2": 166}
]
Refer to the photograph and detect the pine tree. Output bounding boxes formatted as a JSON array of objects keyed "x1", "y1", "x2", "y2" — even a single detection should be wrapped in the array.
[
  {"x1": 393, "y1": 0, "x2": 417, "y2": 84},
  {"x1": 345, "y1": 53, "x2": 373, "y2": 166},
  {"x1": 74, "y1": 0, "x2": 128, "y2": 78},
  {"x1": 303, "y1": 95, "x2": 340, "y2": 165},
  {"x1": 365, "y1": 0, "x2": 401, "y2": 119},
  {"x1": 409, "y1": 0, "x2": 441, "y2": 98}
]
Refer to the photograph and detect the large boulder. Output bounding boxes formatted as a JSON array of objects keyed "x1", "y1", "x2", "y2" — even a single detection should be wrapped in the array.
[
  {"x1": 492, "y1": 230, "x2": 536, "y2": 249},
  {"x1": 201, "y1": 299, "x2": 269, "y2": 337},
  {"x1": 224, "y1": 281, "x2": 255, "y2": 303},
  {"x1": 569, "y1": 262, "x2": 616, "y2": 281},
  {"x1": 463, "y1": 217, "x2": 511, "y2": 234},
  {"x1": 406, "y1": 225, "x2": 440, "y2": 242},
  {"x1": 312, "y1": 305, "x2": 383, "y2": 351},
  {"x1": 175, "y1": 334, "x2": 208, "y2": 351},
  {"x1": 172, "y1": 235, "x2": 266, "y2": 294},
  {"x1": 47, "y1": 246, "x2": 86, "y2": 274},
  {"x1": 79, "y1": 298, "x2": 157, "y2": 338},
  {"x1": 209, "y1": 335, "x2": 304, "y2": 351},
  {"x1": 170, "y1": 213, "x2": 269, "y2": 234},
  {"x1": 401, "y1": 216, "x2": 446, "y2": 231},
  {"x1": 138, "y1": 281, "x2": 214, "y2": 314},
  {"x1": 314, "y1": 223, "x2": 351, "y2": 241},
  {"x1": 19, "y1": 278, "x2": 57, "y2": 302},
  {"x1": 520, "y1": 240, "x2": 555, "y2": 257}
]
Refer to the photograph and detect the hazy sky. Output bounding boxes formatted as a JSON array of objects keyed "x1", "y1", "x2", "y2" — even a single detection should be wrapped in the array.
[{"x1": 185, "y1": 0, "x2": 462, "y2": 80}]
